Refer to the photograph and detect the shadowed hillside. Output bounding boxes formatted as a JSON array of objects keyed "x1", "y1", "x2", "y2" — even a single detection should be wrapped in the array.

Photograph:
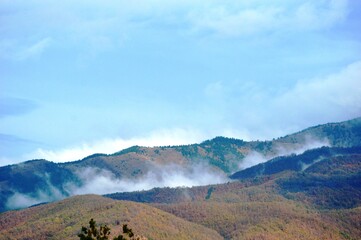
[{"x1": 230, "y1": 146, "x2": 361, "y2": 179}]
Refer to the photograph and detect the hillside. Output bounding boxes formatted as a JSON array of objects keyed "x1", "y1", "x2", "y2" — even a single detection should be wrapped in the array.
[
  {"x1": 0, "y1": 195, "x2": 223, "y2": 240},
  {"x1": 1, "y1": 117, "x2": 361, "y2": 212},
  {"x1": 230, "y1": 146, "x2": 361, "y2": 179},
  {"x1": 108, "y1": 147, "x2": 361, "y2": 239},
  {"x1": 4, "y1": 170, "x2": 360, "y2": 240},
  {"x1": 276, "y1": 117, "x2": 361, "y2": 147},
  {"x1": 0, "y1": 160, "x2": 81, "y2": 212},
  {"x1": 229, "y1": 146, "x2": 361, "y2": 209}
]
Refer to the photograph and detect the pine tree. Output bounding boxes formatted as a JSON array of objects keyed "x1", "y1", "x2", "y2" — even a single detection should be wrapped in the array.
[{"x1": 78, "y1": 219, "x2": 146, "y2": 240}]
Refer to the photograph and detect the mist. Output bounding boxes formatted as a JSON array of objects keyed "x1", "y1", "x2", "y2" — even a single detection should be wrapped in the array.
[
  {"x1": 5, "y1": 162, "x2": 228, "y2": 210},
  {"x1": 5, "y1": 181, "x2": 67, "y2": 210},
  {"x1": 6, "y1": 190, "x2": 65, "y2": 210},
  {"x1": 68, "y1": 163, "x2": 228, "y2": 195},
  {"x1": 4, "y1": 136, "x2": 332, "y2": 210},
  {"x1": 275, "y1": 136, "x2": 330, "y2": 156},
  {"x1": 238, "y1": 137, "x2": 330, "y2": 170}
]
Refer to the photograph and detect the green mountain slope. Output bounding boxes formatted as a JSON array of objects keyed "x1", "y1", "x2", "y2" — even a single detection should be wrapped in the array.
[{"x1": 276, "y1": 117, "x2": 361, "y2": 147}]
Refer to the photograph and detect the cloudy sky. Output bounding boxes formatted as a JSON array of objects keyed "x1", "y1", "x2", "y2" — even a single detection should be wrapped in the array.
[{"x1": 1, "y1": 0, "x2": 361, "y2": 165}]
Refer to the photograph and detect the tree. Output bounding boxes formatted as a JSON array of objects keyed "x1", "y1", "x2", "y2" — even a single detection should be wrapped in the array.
[
  {"x1": 78, "y1": 219, "x2": 111, "y2": 240},
  {"x1": 78, "y1": 219, "x2": 146, "y2": 240}
]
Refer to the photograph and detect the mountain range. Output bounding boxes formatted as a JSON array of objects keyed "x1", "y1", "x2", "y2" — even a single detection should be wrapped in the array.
[{"x1": 0, "y1": 117, "x2": 361, "y2": 239}]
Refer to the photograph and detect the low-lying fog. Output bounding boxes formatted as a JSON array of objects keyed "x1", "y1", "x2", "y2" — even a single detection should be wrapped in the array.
[
  {"x1": 6, "y1": 137, "x2": 330, "y2": 210},
  {"x1": 6, "y1": 163, "x2": 228, "y2": 209}
]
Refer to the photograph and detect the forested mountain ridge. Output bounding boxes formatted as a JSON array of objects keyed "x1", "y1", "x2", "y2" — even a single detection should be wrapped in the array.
[
  {"x1": 230, "y1": 146, "x2": 361, "y2": 180},
  {"x1": 108, "y1": 145, "x2": 361, "y2": 239},
  {"x1": 276, "y1": 116, "x2": 361, "y2": 147},
  {"x1": 1, "y1": 117, "x2": 360, "y2": 212},
  {"x1": 1, "y1": 117, "x2": 361, "y2": 239},
  {"x1": 108, "y1": 146, "x2": 361, "y2": 209},
  {"x1": 2, "y1": 144, "x2": 360, "y2": 239}
]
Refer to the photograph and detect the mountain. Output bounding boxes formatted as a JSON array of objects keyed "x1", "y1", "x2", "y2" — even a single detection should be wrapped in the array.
[
  {"x1": 230, "y1": 146, "x2": 361, "y2": 209},
  {"x1": 230, "y1": 146, "x2": 361, "y2": 180},
  {"x1": 0, "y1": 160, "x2": 81, "y2": 212},
  {"x1": 3, "y1": 147, "x2": 361, "y2": 239},
  {"x1": 1, "y1": 117, "x2": 361, "y2": 239},
  {"x1": 1, "y1": 117, "x2": 361, "y2": 212},
  {"x1": 107, "y1": 146, "x2": 361, "y2": 239},
  {"x1": 0, "y1": 195, "x2": 222, "y2": 240},
  {"x1": 275, "y1": 117, "x2": 361, "y2": 148},
  {"x1": 64, "y1": 117, "x2": 361, "y2": 176}
]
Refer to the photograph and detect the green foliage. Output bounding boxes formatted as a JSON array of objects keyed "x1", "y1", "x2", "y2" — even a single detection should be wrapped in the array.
[
  {"x1": 112, "y1": 146, "x2": 143, "y2": 156},
  {"x1": 78, "y1": 218, "x2": 111, "y2": 240},
  {"x1": 113, "y1": 224, "x2": 134, "y2": 240},
  {"x1": 78, "y1": 219, "x2": 143, "y2": 240},
  {"x1": 80, "y1": 154, "x2": 108, "y2": 161},
  {"x1": 177, "y1": 145, "x2": 199, "y2": 158},
  {"x1": 205, "y1": 187, "x2": 215, "y2": 200}
]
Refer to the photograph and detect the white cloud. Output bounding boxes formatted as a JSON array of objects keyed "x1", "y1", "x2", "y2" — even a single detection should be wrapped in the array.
[
  {"x1": 272, "y1": 60, "x2": 361, "y2": 124},
  {"x1": 4, "y1": 161, "x2": 228, "y2": 210},
  {"x1": 292, "y1": 0, "x2": 348, "y2": 30},
  {"x1": 9, "y1": 60, "x2": 361, "y2": 163},
  {"x1": 0, "y1": 37, "x2": 52, "y2": 61},
  {"x1": 276, "y1": 136, "x2": 331, "y2": 156},
  {"x1": 239, "y1": 151, "x2": 268, "y2": 170},
  {"x1": 1, "y1": 0, "x2": 359, "y2": 165},
  {"x1": 14, "y1": 37, "x2": 52, "y2": 61},
  {"x1": 6, "y1": 187, "x2": 65, "y2": 210},
  {"x1": 239, "y1": 137, "x2": 330, "y2": 170},
  {"x1": 25, "y1": 128, "x2": 206, "y2": 162},
  {"x1": 6, "y1": 192, "x2": 46, "y2": 209},
  {"x1": 222, "y1": 60, "x2": 361, "y2": 140},
  {"x1": 188, "y1": 6, "x2": 283, "y2": 37},
  {"x1": 1, "y1": 0, "x2": 351, "y2": 54},
  {"x1": 69, "y1": 164, "x2": 228, "y2": 196},
  {"x1": 188, "y1": 0, "x2": 349, "y2": 37},
  {"x1": 5, "y1": 175, "x2": 67, "y2": 209},
  {"x1": 72, "y1": 58, "x2": 359, "y2": 146}
]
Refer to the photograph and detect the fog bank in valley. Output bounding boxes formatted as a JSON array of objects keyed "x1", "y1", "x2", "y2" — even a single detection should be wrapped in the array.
[
  {"x1": 6, "y1": 163, "x2": 228, "y2": 210},
  {"x1": 238, "y1": 137, "x2": 330, "y2": 170}
]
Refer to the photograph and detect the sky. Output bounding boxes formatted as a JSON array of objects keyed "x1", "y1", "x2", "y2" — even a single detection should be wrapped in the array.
[{"x1": 1, "y1": 0, "x2": 361, "y2": 165}]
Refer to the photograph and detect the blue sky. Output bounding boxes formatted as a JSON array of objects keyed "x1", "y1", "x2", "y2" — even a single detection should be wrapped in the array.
[{"x1": 1, "y1": 0, "x2": 361, "y2": 165}]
